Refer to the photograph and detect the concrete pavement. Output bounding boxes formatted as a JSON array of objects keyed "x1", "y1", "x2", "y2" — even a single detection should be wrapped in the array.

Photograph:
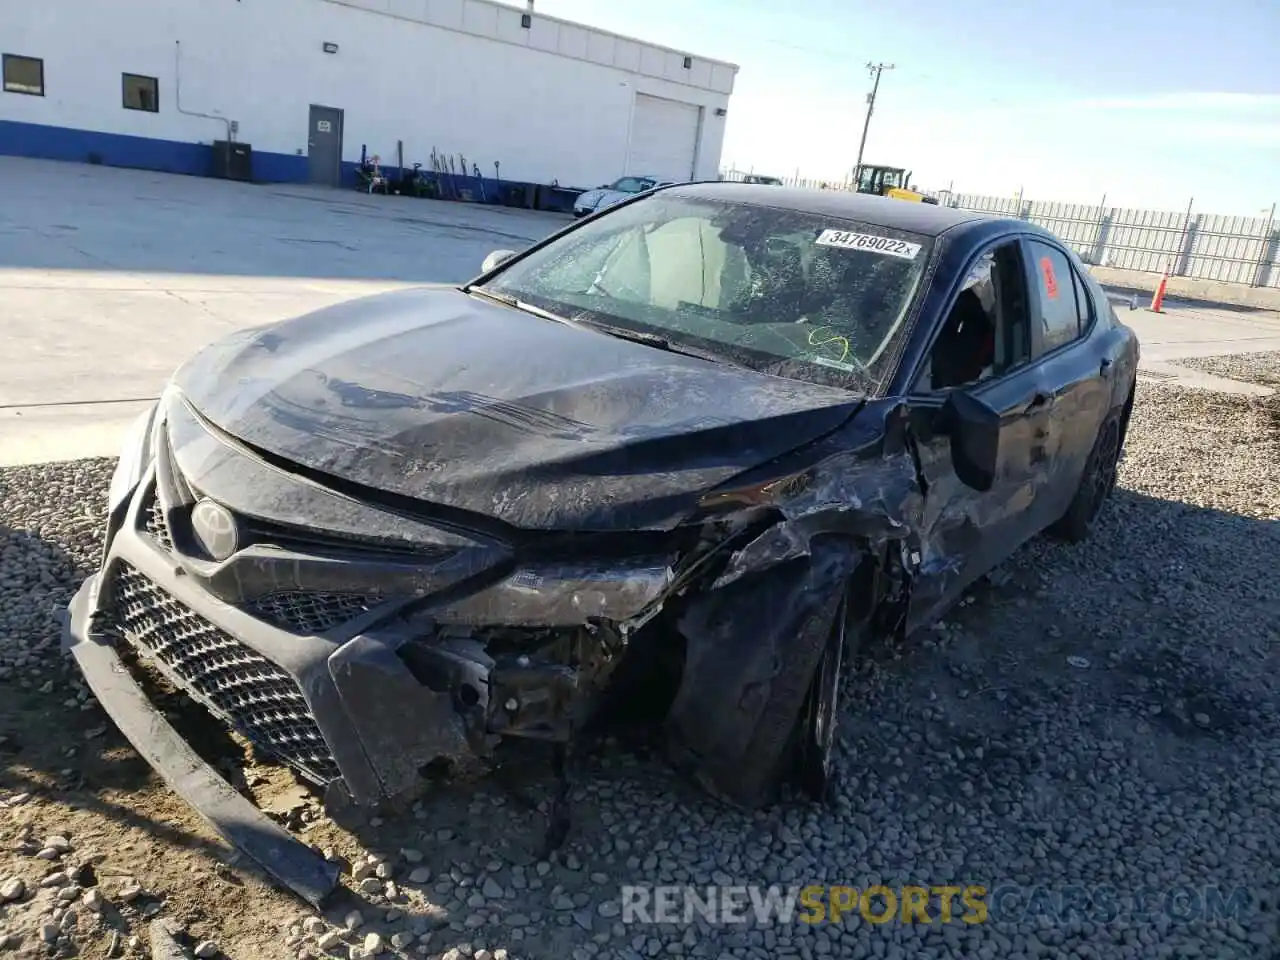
[
  {"x1": 2, "y1": 156, "x2": 1278, "y2": 465},
  {"x1": 0, "y1": 157, "x2": 568, "y2": 465},
  {"x1": 1103, "y1": 294, "x2": 1280, "y2": 396}
]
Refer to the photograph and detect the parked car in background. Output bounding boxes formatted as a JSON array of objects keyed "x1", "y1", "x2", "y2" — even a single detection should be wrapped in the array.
[
  {"x1": 573, "y1": 175, "x2": 673, "y2": 216},
  {"x1": 741, "y1": 174, "x2": 784, "y2": 185}
]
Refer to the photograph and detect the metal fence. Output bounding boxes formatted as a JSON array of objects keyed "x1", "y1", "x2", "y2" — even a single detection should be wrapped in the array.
[
  {"x1": 936, "y1": 192, "x2": 1280, "y2": 289},
  {"x1": 718, "y1": 168, "x2": 1279, "y2": 289}
]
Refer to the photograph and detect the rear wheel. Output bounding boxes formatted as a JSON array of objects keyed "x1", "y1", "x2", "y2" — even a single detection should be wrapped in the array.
[{"x1": 1047, "y1": 403, "x2": 1125, "y2": 543}]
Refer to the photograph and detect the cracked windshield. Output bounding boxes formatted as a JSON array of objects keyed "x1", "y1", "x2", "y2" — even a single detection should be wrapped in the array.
[{"x1": 481, "y1": 193, "x2": 931, "y2": 389}]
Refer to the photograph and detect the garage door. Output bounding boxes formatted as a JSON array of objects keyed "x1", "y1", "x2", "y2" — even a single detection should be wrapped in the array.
[{"x1": 626, "y1": 94, "x2": 701, "y2": 182}]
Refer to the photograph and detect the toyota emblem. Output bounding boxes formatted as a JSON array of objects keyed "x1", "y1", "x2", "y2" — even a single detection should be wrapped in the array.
[{"x1": 191, "y1": 498, "x2": 241, "y2": 561}]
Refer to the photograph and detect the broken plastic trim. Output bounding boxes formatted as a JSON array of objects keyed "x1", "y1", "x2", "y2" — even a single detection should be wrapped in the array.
[{"x1": 61, "y1": 577, "x2": 341, "y2": 908}]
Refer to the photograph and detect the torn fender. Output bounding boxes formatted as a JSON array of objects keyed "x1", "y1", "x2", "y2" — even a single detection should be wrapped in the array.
[
  {"x1": 665, "y1": 437, "x2": 927, "y2": 808},
  {"x1": 710, "y1": 446, "x2": 925, "y2": 590},
  {"x1": 667, "y1": 539, "x2": 859, "y2": 807}
]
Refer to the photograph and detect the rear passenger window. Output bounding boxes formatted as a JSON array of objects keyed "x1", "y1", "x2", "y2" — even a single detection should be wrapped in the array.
[
  {"x1": 1072, "y1": 268, "x2": 1093, "y2": 328},
  {"x1": 1028, "y1": 240, "x2": 1085, "y2": 353}
]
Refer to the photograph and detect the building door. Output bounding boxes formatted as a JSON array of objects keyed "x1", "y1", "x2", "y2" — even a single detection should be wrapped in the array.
[
  {"x1": 307, "y1": 105, "x2": 344, "y2": 186},
  {"x1": 626, "y1": 94, "x2": 701, "y2": 182}
]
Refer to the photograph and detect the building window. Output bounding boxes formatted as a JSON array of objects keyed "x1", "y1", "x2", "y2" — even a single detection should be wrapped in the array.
[
  {"x1": 2, "y1": 54, "x2": 44, "y2": 96},
  {"x1": 122, "y1": 73, "x2": 159, "y2": 112}
]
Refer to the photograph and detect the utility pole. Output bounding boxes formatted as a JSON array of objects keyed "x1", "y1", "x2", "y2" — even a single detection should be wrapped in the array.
[{"x1": 853, "y1": 62, "x2": 894, "y2": 184}]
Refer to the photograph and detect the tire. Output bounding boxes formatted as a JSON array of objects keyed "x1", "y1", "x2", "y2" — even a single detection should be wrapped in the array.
[
  {"x1": 791, "y1": 592, "x2": 849, "y2": 803},
  {"x1": 711, "y1": 584, "x2": 848, "y2": 808},
  {"x1": 1046, "y1": 399, "x2": 1127, "y2": 543}
]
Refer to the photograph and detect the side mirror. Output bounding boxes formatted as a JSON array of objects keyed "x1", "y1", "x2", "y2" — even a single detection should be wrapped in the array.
[
  {"x1": 940, "y1": 390, "x2": 1000, "y2": 492},
  {"x1": 481, "y1": 249, "x2": 516, "y2": 274}
]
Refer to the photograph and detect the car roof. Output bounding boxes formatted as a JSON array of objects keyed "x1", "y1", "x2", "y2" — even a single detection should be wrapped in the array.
[{"x1": 665, "y1": 181, "x2": 998, "y2": 238}]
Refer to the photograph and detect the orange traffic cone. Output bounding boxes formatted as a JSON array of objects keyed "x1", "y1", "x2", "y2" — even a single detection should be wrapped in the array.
[{"x1": 1149, "y1": 267, "x2": 1170, "y2": 313}]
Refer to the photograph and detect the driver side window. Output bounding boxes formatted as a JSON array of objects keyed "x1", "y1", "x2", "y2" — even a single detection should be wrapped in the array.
[
  {"x1": 921, "y1": 240, "x2": 1031, "y2": 392},
  {"x1": 612, "y1": 177, "x2": 647, "y2": 193}
]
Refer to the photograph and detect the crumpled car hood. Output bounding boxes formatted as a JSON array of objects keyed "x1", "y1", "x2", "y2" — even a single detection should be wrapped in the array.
[{"x1": 174, "y1": 287, "x2": 862, "y2": 532}]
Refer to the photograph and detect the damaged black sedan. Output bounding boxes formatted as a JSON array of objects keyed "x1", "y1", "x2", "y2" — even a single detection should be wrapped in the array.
[{"x1": 64, "y1": 183, "x2": 1138, "y2": 895}]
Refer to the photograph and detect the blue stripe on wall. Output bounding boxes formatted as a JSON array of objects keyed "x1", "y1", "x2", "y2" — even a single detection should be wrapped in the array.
[
  {"x1": 0, "y1": 119, "x2": 584, "y2": 212},
  {"x1": 0, "y1": 120, "x2": 308, "y2": 183}
]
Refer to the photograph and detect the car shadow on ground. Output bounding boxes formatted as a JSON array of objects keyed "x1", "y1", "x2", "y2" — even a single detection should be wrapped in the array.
[
  {"x1": 0, "y1": 516, "x2": 231, "y2": 837},
  {"x1": 845, "y1": 485, "x2": 1280, "y2": 800},
  {"x1": 0, "y1": 511, "x2": 393, "y2": 956}
]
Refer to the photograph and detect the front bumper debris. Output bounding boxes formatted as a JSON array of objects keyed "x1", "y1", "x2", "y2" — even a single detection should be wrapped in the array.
[
  {"x1": 61, "y1": 575, "x2": 341, "y2": 908},
  {"x1": 63, "y1": 390, "x2": 930, "y2": 880},
  {"x1": 64, "y1": 418, "x2": 671, "y2": 877}
]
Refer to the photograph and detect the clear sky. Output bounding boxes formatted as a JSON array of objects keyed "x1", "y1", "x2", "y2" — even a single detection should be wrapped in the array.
[{"x1": 534, "y1": 0, "x2": 1279, "y2": 216}]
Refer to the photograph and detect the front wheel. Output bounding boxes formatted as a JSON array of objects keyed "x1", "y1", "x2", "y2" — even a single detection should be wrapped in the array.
[{"x1": 792, "y1": 593, "x2": 850, "y2": 803}]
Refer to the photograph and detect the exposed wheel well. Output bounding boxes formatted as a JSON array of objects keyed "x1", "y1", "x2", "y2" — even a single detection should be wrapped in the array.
[
  {"x1": 1106, "y1": 375, "x2": 1137, "y2": 470},
  {"x1": 1117, "y1": 375, "x2": 1137, "y2": 447}
]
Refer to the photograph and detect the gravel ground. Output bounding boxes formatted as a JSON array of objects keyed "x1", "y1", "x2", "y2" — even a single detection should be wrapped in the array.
[
  {"x1": 1171, "y1": 351, "x2": 1280, "y2": 390},
  {"x1": 2, "y1": 371, "x2": 1279, "y2": 960}
]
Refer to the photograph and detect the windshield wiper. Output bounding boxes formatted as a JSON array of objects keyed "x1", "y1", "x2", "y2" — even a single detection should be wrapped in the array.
[
  {"x1": 468, "y1": 287, "x2": 729, "y2": 366},
  {"x1": 572, "y1": 319, "x2": 728, "y2": 365},
  {"x1": 465, "y1": 287, "x2": 570, "y2": 326}
]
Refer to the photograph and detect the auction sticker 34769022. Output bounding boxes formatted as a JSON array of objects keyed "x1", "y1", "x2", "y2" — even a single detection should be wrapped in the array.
[{"x1": 815, "y1": 229, "x2": 922, "y2": 261}]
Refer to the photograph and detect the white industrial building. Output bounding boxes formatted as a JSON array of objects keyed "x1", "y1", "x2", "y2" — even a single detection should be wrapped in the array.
[{"x1": 0, "y1": 0, "x2": 738, "y2": 189}]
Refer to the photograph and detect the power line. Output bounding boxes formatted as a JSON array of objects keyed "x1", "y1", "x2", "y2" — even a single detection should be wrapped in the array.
[{"x1": 853, "y1": 62, "x2": 895, "y2": 181}]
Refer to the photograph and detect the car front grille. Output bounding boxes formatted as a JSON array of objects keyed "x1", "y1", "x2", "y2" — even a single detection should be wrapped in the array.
[
  {"x1": 105, "y1": 563, "x2": 341, "y2": 785},
  {"x1": 143, "y1": 491, "x2": 173, "y2": 553},
  {"x1": 246, "y1": 591, "x2": 379, "y2": 635},
  {"x1": 137, "y1": 488, "x2": 383, "y2": 636}
]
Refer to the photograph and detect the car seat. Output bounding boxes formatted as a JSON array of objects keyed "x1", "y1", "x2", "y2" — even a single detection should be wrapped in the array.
[{"x1": 932, "y1": 290, "x2": 995, "y2": 388}]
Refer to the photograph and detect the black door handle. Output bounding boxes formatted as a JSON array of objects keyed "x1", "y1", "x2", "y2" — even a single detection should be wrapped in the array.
[{"x1": 1100, "y1": 357, "x2": 1113, "y2": 375}]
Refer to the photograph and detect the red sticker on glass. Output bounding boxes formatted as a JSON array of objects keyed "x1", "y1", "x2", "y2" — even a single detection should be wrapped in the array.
[{"x1": 1039, "y1": 256, "x2": 1059, "y2": 300}]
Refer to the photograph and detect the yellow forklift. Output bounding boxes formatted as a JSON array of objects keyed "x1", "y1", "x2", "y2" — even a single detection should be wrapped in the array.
[{"x1": 853, "y1": 164, "x2": 938, "y2": 204}]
